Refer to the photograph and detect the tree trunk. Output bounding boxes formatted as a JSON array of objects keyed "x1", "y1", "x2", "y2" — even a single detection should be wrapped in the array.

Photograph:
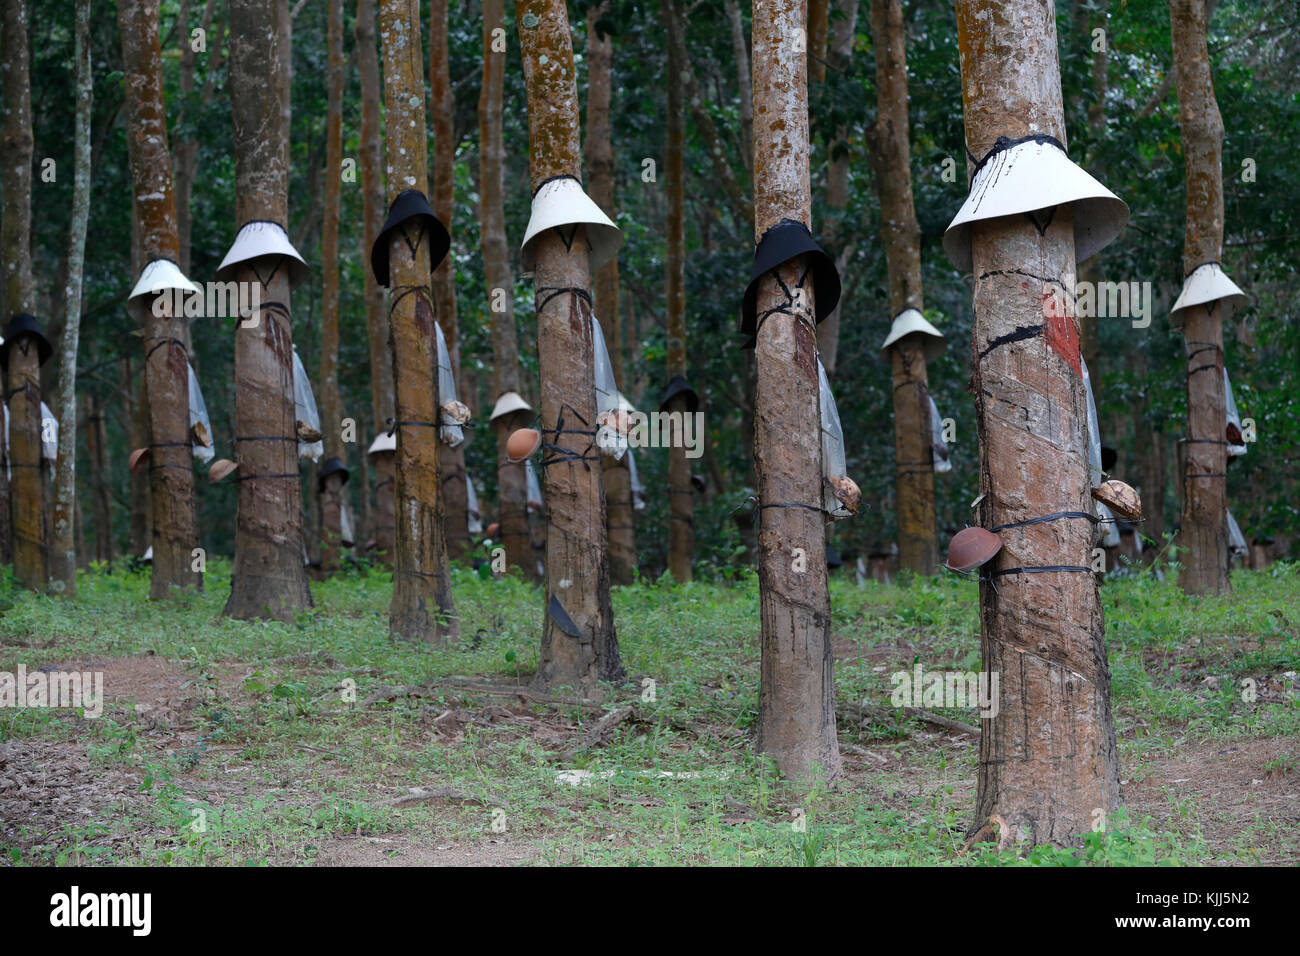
[
  {"x1": 479, "y1": 0, "x2": 531, "y2": 578},
  {"x1": 82, "y1": 392, "x2": 113, "y2": 565},
  {"x1": 319, "y1": 0, "x2": 345, "y2": 573},
  {"x1": 662, "y1": 0, "x2": 694, "y2": 583},
  {"x1": 380, "y1": 0, "x2": 457, "y2": 642},
  {"x1": 174, "y1": 0, "x2": 221, "y2": 276},
  {"x1": 954, "y1": 0, "x2": 1120, "y2": 846},
  {"x1": 430, "y1": 0, "x2": 470, "y2": 562},
  {"x1": 1075, "y1": 0, "x2": 1108, "y2": 373},
  {"x1": 356, "y1": 0, "x2": 393, "y2": 562},
  {"x1": 223, "y1": 0, "x2": 313, "y2": 620},
  {"x1": 807, "y1": 0, "x2": 829, "y2": 85},
  {"x1": 751, "y1": 0, "x2": 841, "y2": 784},
  {"x1": 871, "y1": 0, "x2": 937, "y2": 575},
  {"x1": 726, "y1": 0, "x2": 753, "y2": 177},
  {"x1": 517, "y1": 0, "x2": 621, "y2": 693},
  {"x1": 120, "y1": 0, "x2": 203, "y2": 598},
  {"x1": 1, "y1": 0, "x2": 35, "y2": 577},
  {"x1": 814, "y1": 0, "x2": 859, "y2": 376},
  {"x1": 125, "y1": 358, "x2": 152, "y2": 558},
  {"x1": 1171, "y1": 0, "x2": 1229, "y2": 596},
  {"x1": 50, "y1": 0, "x2": 92, "y2": 595},
  {"x1": 586, "y1": 2, "x2": 636, "y2": 586}
]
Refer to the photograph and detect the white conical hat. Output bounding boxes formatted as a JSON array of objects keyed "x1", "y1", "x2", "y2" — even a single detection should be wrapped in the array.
[
  {"x1": 520, "y1": 175, "x2": 622, "y2": 274},
  {"x1": 880, "y1": 308, "x2": 947, "y2": 362},
  {"x1": 367, "y1": 430, "x2": 396, "y2": 455},
  {"x1": 490, "y1": 390, "x2": 532, "y2": 422},
  {"x1": 1170, "y1": 262, "x2": 1246, "y2": 329},
  {"x1": 216, "y1": 220, "x2": 310, "y2": 288},
  {"x1": 943, "y1": 136, "x2": 1128, "y2": 273},
  {"x1": 129, "y1": 258, "x2": 202, "y2": 301}
]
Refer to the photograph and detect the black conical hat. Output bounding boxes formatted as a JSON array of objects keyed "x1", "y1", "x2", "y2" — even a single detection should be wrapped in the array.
[
  {"x1": 1, "y1": 313, "x2": 52, "y2": 367},
  {"x1": 740, "y1": 219, "x2": 840, "y2": 337},
  {"x1": 370, "y1": 190, "x2": 451, "y2": 288}
]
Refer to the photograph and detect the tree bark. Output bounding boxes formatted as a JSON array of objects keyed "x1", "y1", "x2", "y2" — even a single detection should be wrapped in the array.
[
  {"x1": 586, "y1": 2, "x2": 636, "y2": 585},
  {"x1": 814, "y1": 0, "x2": 859, "y2": 376},
  {"x1": 0, "y1": 0, "x2": 35, "y2": 575},
  {"x1": 125, "y1": 357, "x2": 152, "y2": 558},
  {"x1": 380, "y1": 0, "x2": 457, "y2": 641},
  {"x1": 319, "y1": 0, "x2": 345, "y2": 572},
  {"x1": 751, "y1": 0, "x2": 841, "y2": 784},
  {"x1": 429, "y1": 0, "x2": 470, "y2": 561},
  {"x1": 1171, "y1": 0, "x2": 1229, "y2": 596},
  {"x1": 1075, "y1": 0, "x2": 1108, "y2": 373},
  {"x1": 174, "y1": 0, "x2": 221, "y2": 277},
  {"x1": 120, "y1": 0, "x2": 202, "y2": 598},
  {"x1": 356, "y1": 0, "x2": 393, "y2": 562},
  {"x1": 662, "y1": 0, "x2": 694, "y2": 583},
  {"x1": 479, "y1": 0, "x2": 531, "y2": 578},
  {"x1": 83, "y1": 391, "x2": 113, "y2": 565},
  {"x1": 807, "y1": 0, "x2": 829, "y2": 85},
  {"x1": 954, "y1": 0, "x2": 1120, "y2": 846},
  {"x1": 871, "y1": 0, "x2": 937, "y2": 575},
  {"x1": 223, "y1": 0, "x2": 313, "y2": 620},
  {"x1": 50, "y1": 0, "x2": 92, "y2": 595},
  {"x1": 726, "y1": 0, "x2": 753, "y2": 177},
  {"x1": 517, "y1": 0, "x2": 621, "y2": 693}
]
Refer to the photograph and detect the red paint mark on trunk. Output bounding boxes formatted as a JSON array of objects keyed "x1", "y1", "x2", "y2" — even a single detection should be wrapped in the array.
[{"x1": 1042, "y1": 289, "x2": 1080, "y2": 377}]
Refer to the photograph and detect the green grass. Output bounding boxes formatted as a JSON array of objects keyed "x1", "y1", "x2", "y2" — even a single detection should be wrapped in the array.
[{"x1": 0, "y1": 557, "x2": 1296, "y2": 866}]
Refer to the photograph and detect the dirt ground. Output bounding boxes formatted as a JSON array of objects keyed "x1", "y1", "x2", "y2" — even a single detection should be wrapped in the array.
[{"x1": 1, "y1": 654, "x2": 1295, "y2": 866}]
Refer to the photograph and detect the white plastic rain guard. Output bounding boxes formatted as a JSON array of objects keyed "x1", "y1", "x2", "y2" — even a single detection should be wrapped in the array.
[
  {"x1": 1170, "y1": 262, "x2": 1247, "y2": 330},
  {"x1": 881, "y1": 308, "x2": 946, "y2": 362},
  {"x1": 525, "y1": 458, "x2": 543, "y2": 511},
  {"x1": 434, "y1": 323, "x2": 465, "y2": 448},
  {"x1": 1082, "y1": 357, "x2": 1103, "y2": 488},
  {"x1": 2, "y1": 402, "x2": 58, "y2": 480},
  {"x1": 520, "y1": 176, "x2": 622, "y2": 274},
  {"x1": 292, "y1": 347, "x2": 323, "y2": 461},
  {"x1": 929, "y1": 395, "x2": 951, "y2": 474},
  {"x1": 943, "y1": 136, "x2": 1128, "y2": 273},
  {"x1": 591, "y1": 315, "x2": 628, "y2": 460},
  {"x1": 626, "y1": 448, "x2": 647, "y2": 511},
  {"x1": 367, "y1": 430, "x2": 396, "y2": 455},
  {"x1": 466, "y1": 474, "x2": 482, "y2": 535},
  {"x1": 188, "y1": 365, "x2": 215, "y2": 464},
  {"x1": 1226, "y1": 509, "x2": 1248, "y2": 555},
  {"x1": 489, "y1": 390, "x2": 532, "y2": 422},
  {"x1": 340, "y1": 498, "x2": 355, "y2": 547},
  {"x1": 818, "y1": 359, "x2": 853, "y2": 520},
  {"x1": 1095, "y1": 500, "x2": 1121, "y2": 549},
  {"x1": 1224, "y1": 368, "x2": 1247, "y2": 457},
  {"x1": 216, "y1": 220, "x2": 310, "y2": 288},
  {"x1": 128, "y1": 258, "x2": 202, "y2": 301}
]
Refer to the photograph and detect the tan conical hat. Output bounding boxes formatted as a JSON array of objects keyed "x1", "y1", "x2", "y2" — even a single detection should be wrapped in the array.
[
  {"x1": 129, "y1": 258, "x2": 202, "y2": 301},
  {"x1": 216, "y1": 220, "x2": 310, "y2": 288},
  {"x1": 880, "y1": 308, "x2": 947, "y2": 362},
  {"x1": 1170, "y1": 262, "x2": 1247, "y2": 330},
  {"x1": 520, "y1": 175, "x2": 621, "y2": 274}
]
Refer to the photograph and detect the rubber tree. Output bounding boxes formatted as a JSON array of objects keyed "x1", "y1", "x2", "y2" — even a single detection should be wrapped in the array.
[
  {"x1": 120, "y1": 0, "x2": 203, "y2": 598},
  {"x1": 871, "y1": 0, "x2": 937, "y2": 575},
  {"x1": 586, "y1": 1, "x2": 637, "y2": 585},
  {"x1": 751, "y1": 0, "x2": 842, "y2": 783},
  {"x1": 380, "y1": 0, "x2": 457, "y2": 642},
  {"x1": 479, "y1": 0, "x2": 531, "y2": 578},
  {"x1": 430, "y1": 0, "x2": 471, "y2": 561},
  {"x1": 662, "y1": 0, "x2": 694, "y2": 583},
  {"x1": 517, "y1": 0, "x2": 622, "y2": 693},
  {"x1": 954, "y1": 0, "x2": 1121, "y2": 846},
  {"x1": 50, "y1": 0, "x2": 92, "y2": 595},
  {"x1": 1171, "y1": 0, "x2": 1230, "y2": 596},
  {"x1": 357, "y1": 0, "x2": 394, "y2": 559},
  {"x1": 223, "y1": 0, "x2": 313, "y2": 621},
  {"x1": 813, "y1": 0, "x2": 859, "y2": 376},
  {"x1": 0, "y1": 0, "x2": 35, "y2": 573},
  {"x1": 319, "y1": 0, "x2": 346, "y2": 572}
]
